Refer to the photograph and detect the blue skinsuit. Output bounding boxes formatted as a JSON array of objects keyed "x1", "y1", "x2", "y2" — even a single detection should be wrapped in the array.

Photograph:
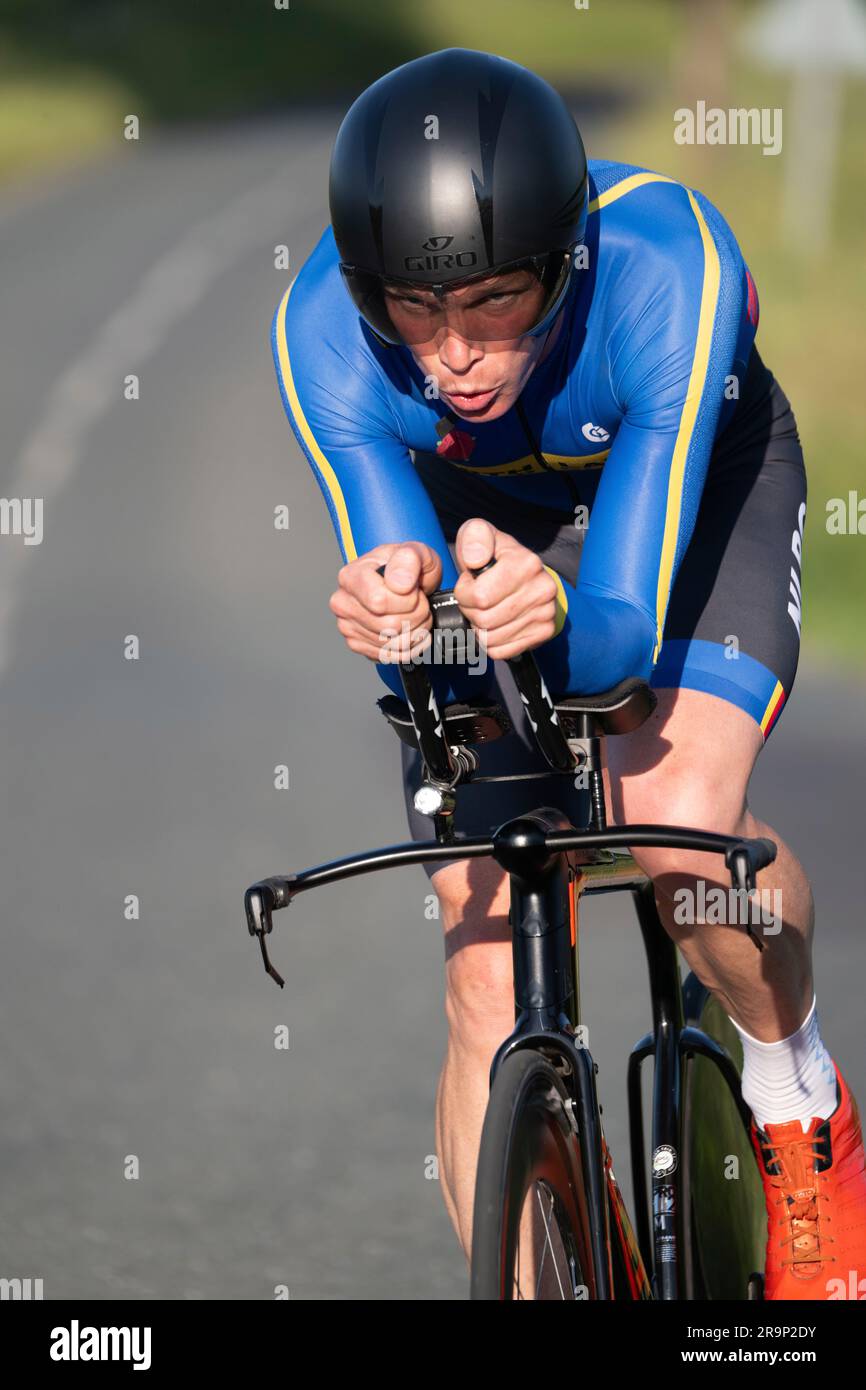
[{"x1": 272, "y1": 161, "x2": 760, "y2": 712}]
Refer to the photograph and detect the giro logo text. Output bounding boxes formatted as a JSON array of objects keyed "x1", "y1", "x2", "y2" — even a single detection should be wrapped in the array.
[{"x1": 403, "y1": 251, "x2": 478, "y2": 273}]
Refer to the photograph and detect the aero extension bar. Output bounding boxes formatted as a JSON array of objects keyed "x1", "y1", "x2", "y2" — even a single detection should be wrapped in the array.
[{"x1": 245, "y1": 574, "x2": 776, "y2": 987}]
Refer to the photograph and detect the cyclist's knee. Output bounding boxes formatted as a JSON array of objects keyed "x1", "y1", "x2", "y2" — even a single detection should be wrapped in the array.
[
  {"x1": 616, "y1": 766, "x2": 750, "y2": 885},
  {"x1": 431, "y1": 859, "x2": 514, "y2": 1047},
  {"x1": 444, "y1": 943, "x2": 515, "y2": 1048},
  {"x1": 431, "y1": 856, "x2": 510, "y2": 928},
  {"x1": 606, "y1": 688, "x2": 762, "y2": 885}
]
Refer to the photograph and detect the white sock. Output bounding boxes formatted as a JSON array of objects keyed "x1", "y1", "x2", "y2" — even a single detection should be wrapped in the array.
[{"x1": 728, "y1": 996, "x2": 838, "y2": 1133}]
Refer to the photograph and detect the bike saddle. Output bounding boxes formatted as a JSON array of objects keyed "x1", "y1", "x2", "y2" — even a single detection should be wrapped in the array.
[
  {"x1": 555, "y1": 677, "x2": 656, "y2": 737},
  {"x1": 378, "y1": 695, "x2": 511, "y2": 749}
]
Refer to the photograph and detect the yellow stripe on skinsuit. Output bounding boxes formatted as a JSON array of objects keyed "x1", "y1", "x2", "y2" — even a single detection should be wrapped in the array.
[
  {"x1": 543, "y1": 565, "x2": 569, "y2": 637},
  {"x1": 650, "y1": 189, "x2": 721, "y2": 662},
  {"x1": 589, "y1": 173, "x2": 720, "y2": 661},
  {"x1": 759, "y1": 680, "x2": 785, "y2": 737},
  {"x1": 274, "y1": 282, "x2": 358, "y2": 561},
  {"x1": 588, "y1": 172, "x2": 677, "y2": 215},
  {"x1": 450, "y1": 450, "x2": 609, "y2": 476}
]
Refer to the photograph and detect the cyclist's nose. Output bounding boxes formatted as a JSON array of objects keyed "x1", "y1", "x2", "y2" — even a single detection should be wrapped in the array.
[{"x1": 436, "y1": 329, "x2": 484, "y2": 374}]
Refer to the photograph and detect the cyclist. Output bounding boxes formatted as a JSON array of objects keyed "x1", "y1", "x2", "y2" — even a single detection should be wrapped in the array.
[{"x1": 272, "y1": 48, "x2": 866, "y2": 1299}]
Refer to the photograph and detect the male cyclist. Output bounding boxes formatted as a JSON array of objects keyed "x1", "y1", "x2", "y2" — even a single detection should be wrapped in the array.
[{"x1": 272, "y1": 48, "x2": 866, "y2": 1299}]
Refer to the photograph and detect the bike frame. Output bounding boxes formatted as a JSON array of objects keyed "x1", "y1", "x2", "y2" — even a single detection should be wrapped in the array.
[
  {"x1": 244, "y1": 586, "x2": 774, "y2": 1300},
  {"x1": 245, "y1": 813, "x2": 766, "y2": 1299}
]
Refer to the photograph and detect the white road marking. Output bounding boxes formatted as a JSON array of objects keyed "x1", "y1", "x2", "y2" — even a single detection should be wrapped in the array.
[{"x1": 0, "y1": 158, "x2": 308, "y2": 673}]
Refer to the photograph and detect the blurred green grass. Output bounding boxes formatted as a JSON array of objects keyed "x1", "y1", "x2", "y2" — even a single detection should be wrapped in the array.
[
  {"x1": 1, "y1": 0, "x2": 862, "y2": 667},
  {"x1": 0, "y1": 0, "x2": 677, "y2": 178}
]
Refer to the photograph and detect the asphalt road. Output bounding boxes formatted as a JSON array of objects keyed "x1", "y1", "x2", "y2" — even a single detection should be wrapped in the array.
[{"x1": 1, "y1": 113, "x2": 864, "y2": 1301}]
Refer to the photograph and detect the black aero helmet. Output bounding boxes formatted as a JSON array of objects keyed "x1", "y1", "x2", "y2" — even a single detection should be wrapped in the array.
[{"x1": 329, "y1": 48, "x2": 588, "y2": 346}]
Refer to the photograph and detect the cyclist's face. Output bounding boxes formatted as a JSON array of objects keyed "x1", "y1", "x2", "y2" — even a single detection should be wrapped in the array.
[{"x1": 384, "y1": 268, "x2": 553, "y2": 422}]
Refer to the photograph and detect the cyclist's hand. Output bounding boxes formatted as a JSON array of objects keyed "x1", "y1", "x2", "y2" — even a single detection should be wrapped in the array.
[
  {"x1": 329, "y1": 542, "x2": 442, "y2": 662},
  {"x1": 453, "y1": 518, "x2": 558, "y2": 659}
]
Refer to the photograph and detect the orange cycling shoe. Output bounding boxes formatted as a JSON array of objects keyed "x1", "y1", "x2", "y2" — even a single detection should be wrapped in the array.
[{"x1": 750, "y1": 1062, "x2": 866, "y2": 1299}]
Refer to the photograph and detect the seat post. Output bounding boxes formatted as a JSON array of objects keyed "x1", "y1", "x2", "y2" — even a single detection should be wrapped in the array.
[{"x1": 567, "y1": 711, "x2": 608, "y2": 832}]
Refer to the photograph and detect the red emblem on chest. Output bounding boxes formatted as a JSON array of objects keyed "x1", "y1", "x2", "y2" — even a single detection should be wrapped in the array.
[{"x1": 435, "y1": 428, "x2": 476, "y2": 461}]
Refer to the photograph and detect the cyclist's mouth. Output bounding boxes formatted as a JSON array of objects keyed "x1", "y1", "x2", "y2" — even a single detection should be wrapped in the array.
[{"x1": 442, "y1": 386, "x2": 500, "y2": 413}]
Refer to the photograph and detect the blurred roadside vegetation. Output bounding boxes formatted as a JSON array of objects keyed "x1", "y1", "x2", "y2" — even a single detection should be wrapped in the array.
[
  {"x1": 1, "y1": 0, "x2": 862, "y2": 667},
  {"x1": 598, "y1": 20, "x2": 866, "y2": 673},
  {"x1": 0, "y1": 0, "x2": 677, "y2": 179}
]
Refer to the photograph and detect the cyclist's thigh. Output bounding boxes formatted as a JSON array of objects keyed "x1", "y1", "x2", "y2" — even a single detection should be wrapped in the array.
[{"x1": 604, "y1": 685, "x2": 763, "y2": 827}]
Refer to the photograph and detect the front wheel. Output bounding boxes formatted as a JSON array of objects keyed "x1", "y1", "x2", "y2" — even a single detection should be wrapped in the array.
[
  {"x1": 682, "y1": 973, "x2": 766, "y2": 1299},
  {"x1": 470, "y1": 1049, "x2": 597, "y2": 1300}
]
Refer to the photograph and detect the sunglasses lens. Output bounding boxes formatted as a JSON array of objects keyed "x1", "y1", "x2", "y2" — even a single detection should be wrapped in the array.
[{"x1": 340, "y1": 253, "x2": 573, "y2": 347}]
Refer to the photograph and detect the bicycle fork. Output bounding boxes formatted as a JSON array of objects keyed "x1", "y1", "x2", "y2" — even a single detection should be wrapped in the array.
[{"x1": 488, "y1": 807, "x2": 650, "y2": 1300}]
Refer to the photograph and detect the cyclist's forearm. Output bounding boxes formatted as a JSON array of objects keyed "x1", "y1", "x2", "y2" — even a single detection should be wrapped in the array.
[{"x1": 532, "y1": 578, "x2": 657, "y2": 699}]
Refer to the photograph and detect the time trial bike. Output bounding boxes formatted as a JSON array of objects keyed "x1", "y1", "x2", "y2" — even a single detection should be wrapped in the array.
[{"x1": 244, "y1": 566, "x2": 771, "y2": 1299}]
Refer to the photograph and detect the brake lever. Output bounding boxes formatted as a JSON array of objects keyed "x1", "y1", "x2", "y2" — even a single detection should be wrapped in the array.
[
  {"x1": 724, "y1": 839, "x2": 777, "y2": 952},
  {"x1": 244, "y1": 876, "x2": 297, "y2": 988}
]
